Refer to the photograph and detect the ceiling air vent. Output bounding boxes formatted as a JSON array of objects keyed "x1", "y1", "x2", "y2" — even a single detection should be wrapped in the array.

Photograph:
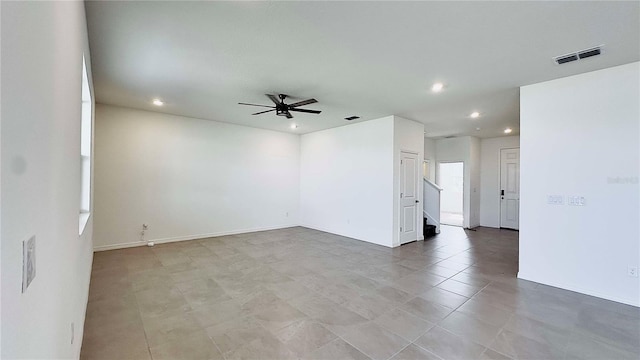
[
  {"x1": 556, "y1": 54, "x2": 578, "y2": 64},
  {"x1": 554, "y1": 45, "x2": 603, "y2": 65},
  {"x1": 578, "y1": 47, "x2": 601, "y2": 59},
  {"x1": 344, "y1": 116, "x2": 360, "y2": 121}
]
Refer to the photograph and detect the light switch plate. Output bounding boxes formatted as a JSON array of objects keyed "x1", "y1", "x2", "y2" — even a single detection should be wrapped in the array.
[
  {"x1": 568, "y1": 196, "x2": 586, "y2": 206},
  {"x1": 547, "y1": 195, "x2": 564, "y2": 205},
  {"x1": 22, "y1": 235, "x2": 36, "y2": 293}
]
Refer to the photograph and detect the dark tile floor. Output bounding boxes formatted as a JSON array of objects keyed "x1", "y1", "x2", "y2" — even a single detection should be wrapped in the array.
[{"x1": 81, "y1": 226, "x2": 639, "y2": 360}]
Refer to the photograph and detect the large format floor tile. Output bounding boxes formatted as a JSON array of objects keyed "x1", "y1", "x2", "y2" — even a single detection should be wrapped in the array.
[{"x1": 81, "y1": 226, "x2": 639, "y2": 360}]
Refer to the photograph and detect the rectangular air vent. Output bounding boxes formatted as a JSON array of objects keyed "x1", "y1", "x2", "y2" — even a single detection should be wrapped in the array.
[
  {"x1": 344, "y1": 116, "x2": 360, "y2": 121},
  {"x1": 578, "y1": 47, "x2": 601, "y2": 59},
  {"x1": 556, "y1": 54, "x2": 578, "y2": 64},
  {"x1": 554, "y1": 45, "x2": 602, "y2": 65}
]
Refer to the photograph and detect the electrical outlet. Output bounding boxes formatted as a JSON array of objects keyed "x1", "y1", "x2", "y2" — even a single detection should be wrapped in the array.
[
  {"x1": 628, "y1": 266, "x2": 638, "y2": 278},
  {"x1": 22, "y1": 235, "x2": 36, "y2": 293}
]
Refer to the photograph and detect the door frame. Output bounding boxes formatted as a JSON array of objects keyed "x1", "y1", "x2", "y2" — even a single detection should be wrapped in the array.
[
  {"x1": 437, "y1": 160, "x2": 465, "y2": 228},
  {"x1": 398, "y1": 150, "x2": 421, "y2": 245},
  {"x1": 499, "y1": 147, "x2": 520, "y2": 230}
]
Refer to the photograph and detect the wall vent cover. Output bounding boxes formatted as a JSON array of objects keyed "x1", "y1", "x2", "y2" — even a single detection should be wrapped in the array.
[
  {"x1": 344, "y1": 116, "x2": 360, "y2": 121},
  {"x1": 554, "y1": 45, "x2": 602, "y2": 65}
]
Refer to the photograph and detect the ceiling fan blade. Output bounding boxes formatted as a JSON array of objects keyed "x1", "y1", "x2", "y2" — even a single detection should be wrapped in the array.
[
  {"x1": 288, "y1": 98, "x2": 317, "y2": 108},
  {"x1": 238, "y1": 102, "x2": 275, "y2": 108},
  {"x1": 238, "y1": 103, "x2": 276, "y2": 109},
  {"x1": 266, "y1": 94, "x2": 280, "y2": 105},
  {"x1": 252, "y1": 109, "x2": 276, "y2": 115},
  {"x1": 288, "y1": 108, "x2": 321, "y2": 114},
  {"x1": 285, "y1": 112, "x2": 293, "y2": 119}
]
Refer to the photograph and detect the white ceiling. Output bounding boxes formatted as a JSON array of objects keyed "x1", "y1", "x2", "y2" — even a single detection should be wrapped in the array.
[{"x1": 86, "y1": 1, "x2": 639, "y2": 137}]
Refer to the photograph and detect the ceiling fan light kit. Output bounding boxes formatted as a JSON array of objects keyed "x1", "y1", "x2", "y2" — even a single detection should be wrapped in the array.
[{"x1": 239, "y1": 94, "x2": 321, "y2": 119}]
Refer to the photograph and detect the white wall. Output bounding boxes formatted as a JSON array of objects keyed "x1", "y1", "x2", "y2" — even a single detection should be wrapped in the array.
[
  {"x1": 519, "y1": 62, "x2": 639, "y2": 306},
  {"x1": 435, "y1": 136, "x2": 481, "y2": 228},
  {"x1": 93, "y1": 105, "x2": 300, "y2": 250},
  {"x1": 300, "y1": 117, "x2": 395, "y2": 247},
  {"x1": 423, "y1": 137, "x2": 436, "y2": 182},
  {"x1": 392, "y1": 117, "x2": 425, "y2": 246},
  {"x1": 479, "y1": 136, "x2": 520, "y2": 228},
  {"x1": 1, "y1": 1, "x2": 95, "y2": 358}
]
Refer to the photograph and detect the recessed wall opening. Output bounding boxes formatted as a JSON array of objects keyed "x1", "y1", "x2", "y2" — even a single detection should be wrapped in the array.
[
  {"x1": 79, "y1": 55, "x2": 92, "y2": 234},
  {"x1": 438, "y1": 161, "x2": 464, "y2": 227}
]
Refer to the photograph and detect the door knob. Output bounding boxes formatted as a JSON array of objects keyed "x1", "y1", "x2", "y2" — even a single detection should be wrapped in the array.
[{"x1": 415, "y1": 200, "x2": 420, "y2": 203}]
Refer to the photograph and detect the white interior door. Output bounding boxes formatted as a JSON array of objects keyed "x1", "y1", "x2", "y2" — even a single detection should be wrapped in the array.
[
  {"x1": 400, "y1": 152, "x2": 419, "y2": 244},
  {"x1": 500, "y1": 148, "x2": 520, "y2": 230}
]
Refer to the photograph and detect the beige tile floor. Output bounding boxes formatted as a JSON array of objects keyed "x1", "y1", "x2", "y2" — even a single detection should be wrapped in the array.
[{"x1": 81, "y1": 226, "x2": 639, "y2": 360}]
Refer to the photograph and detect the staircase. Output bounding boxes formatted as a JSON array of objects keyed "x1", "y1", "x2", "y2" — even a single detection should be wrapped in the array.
[
  {"x1": 423, "y1": 178, "x2": 442, "y2": 236},
  {"x1": 424, "y1": 218, "x2": 437, "y2": 238}
]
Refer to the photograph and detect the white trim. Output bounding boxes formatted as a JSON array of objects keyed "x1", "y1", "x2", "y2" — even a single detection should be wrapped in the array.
[
  {"x1": 299, "y1": 223, "x2": 393, "y2": 248},
  {"x1": 517, "y1": 271, "x2": 639, "y2": 307},
  {"x1": 399, "y1": 150, "x2": 421, "y2": 246},
  {"x1": 93, "y1": 224, "x2": 299, "y2": 251},
  {"x1": 423, "y1": 178, "x2": 442, "y2": 191},
  {"x1": 79, "y1": 212, "x2": 91, "y2": 235}
]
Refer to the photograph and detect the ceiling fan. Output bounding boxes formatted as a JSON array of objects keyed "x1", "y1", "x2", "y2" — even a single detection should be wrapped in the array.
[{"x1": 239, "y1": 94, "x2": 321, "y2": 119}]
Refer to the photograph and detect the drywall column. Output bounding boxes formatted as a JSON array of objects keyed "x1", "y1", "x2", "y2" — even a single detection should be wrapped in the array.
[
  {"x1": 300, "y1": 116, "x2": 395, "y2": 246},
  {"x1": 469, "y1": 137, "x2": 481, "y2": 228},
  {"x1": 519, "y1": 62, "x2": 639, "y2": 306},
  {"x1": 392, "y1": 116, "x2": 425, "y2": 246},
  {"x1": 1, "y1": 1, "x2": 95, "y2": 357}
]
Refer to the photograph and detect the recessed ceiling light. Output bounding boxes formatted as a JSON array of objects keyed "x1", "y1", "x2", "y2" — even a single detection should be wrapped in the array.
[
  {"x1": 504, "y1": 127, "x2": 513, "y2": 134},
  {"x1": 431, "y1": 82, "x2": 444, "y2": 92},
  {"x1": 152, "y1": 99, "x2": 164, "y2": 106},
  {"x1": 290, "y1": 123, "x2": 298, "y2": 129},
  {"x1": 470, "y1": 111, "x2": 480, "y2": 119}
]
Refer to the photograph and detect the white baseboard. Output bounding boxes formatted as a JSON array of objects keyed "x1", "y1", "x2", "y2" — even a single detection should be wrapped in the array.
[
  {"x1": 299, "y1": 223, "x2": 393, "y2": 248},
  {"x1": 93, "y1": 224, "x2": 299, "y2": 252},
  {"x1": 517, "y1": 271, "x2": 639, "y2": 308}
]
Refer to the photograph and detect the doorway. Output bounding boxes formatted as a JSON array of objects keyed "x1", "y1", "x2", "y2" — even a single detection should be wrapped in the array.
[
  {"x1": 439, "y1": 162, "x2": 464, "y2": 227},
  {"x1": 500, "y1": 148, "x2": 520, "y2": 230},
  {"x1": 399, "y1": 151, "x2": 420, "y2": 245}
]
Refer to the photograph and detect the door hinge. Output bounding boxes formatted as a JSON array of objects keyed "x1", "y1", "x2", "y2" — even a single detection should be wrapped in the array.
[
  {"x1": 400, "y1": 192, "x2": 403, "y2": 198},
  {"x1": 401, "y1": 160, "x2": 403, "y2": 164},
  {"x1": 400, "y1": 227, "x2": 403, "y2": 232}
]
